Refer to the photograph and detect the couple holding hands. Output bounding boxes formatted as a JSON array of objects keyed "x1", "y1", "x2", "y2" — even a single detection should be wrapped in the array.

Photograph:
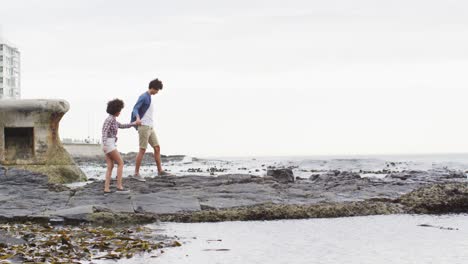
[{"x1": 101, "y1": 78, "x2": 171, "y2": 194}]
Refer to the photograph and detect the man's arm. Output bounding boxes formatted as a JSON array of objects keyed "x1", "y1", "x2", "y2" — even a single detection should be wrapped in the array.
[
  {"x1": 119, "y1": 116, "x2": 142, "y2": 128},
  {"x1": 132, "y1": 95, "x2": 145, "y2": 121}
]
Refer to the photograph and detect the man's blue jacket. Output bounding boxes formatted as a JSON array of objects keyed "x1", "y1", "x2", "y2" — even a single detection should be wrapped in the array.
[{"x1": 131, "y1": 92, "x2": 151, "y2": 124}]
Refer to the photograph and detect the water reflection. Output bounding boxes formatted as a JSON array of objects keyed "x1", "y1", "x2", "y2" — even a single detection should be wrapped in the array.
[{"x1": 96, "y1": 214, "x2": 468, "y2": 264}]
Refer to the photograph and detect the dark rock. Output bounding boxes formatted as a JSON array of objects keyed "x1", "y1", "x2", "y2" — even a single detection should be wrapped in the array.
[
  {"x1": 217, "y1": 174, "x2": 253, "y2": 181},
  {"x1": 446, "y1": 171, "x2": 466, "y2": 179},
  {"x1": 338, "y1": 171, "x2": 361, "y2": 179},
  {"x1": 389, "y1": 173, "x2": 411, "y2": 180},
  {"x1": 398, "y1": 183, "x2": 468, "y2": 214},
  {"x1": 188, "y1": 168, "x2": 203, "y2": 173},
  {"x1": 208, "y1": 167, "x2": 227, "y2": 173},
  {"x1": 1, "y1": 169, "x2": 49, "y2": 185},
  {"x1": 49, "y1": 217, "x2": 65, "y2": 225},
  {"x1": 48, "y1": 183, "x2": 71, "y2": 192},
  {"x1": 418, "y1": 224, "x2": 459, "y2": 231},
  {"x1": 200, "y1": 204, "x2": 217, "y2": 211},
  {"x1": 161, "y1": 201, "x2": 404, "y2": 222},
  {"x1": 309, "y1": 174, "x2": 320, "y2": 181},
  {"x1": 267, "y1": 169, "x2": 295, "y2": 183},
  {"x1": 0, "y1": 231, "x2": 26, "y2": 246},
  {"x1": 309, "y1": 171, "x2": 360, "y2": 182}
]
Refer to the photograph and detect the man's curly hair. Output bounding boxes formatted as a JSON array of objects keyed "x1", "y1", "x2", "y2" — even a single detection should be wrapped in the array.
[
  {"x1": 149, "y1": 78, "x2": 163, "y2": 90},
  {"x1": 106, "y1": 99, "x2": 125, "y2": 115}
]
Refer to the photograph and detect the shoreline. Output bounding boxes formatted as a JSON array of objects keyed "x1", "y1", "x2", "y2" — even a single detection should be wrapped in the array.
[
  {"x1": 1, "y1": 166, "x2": 467, "y2": 225},
  {"x1": 1, "y1": 165, "x2": 467, "y2": 262}
]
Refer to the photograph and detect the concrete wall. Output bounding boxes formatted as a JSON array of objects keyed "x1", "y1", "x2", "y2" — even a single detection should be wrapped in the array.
[{"x1": 63, "y1": 143, "x2": 103, "y2": 157}]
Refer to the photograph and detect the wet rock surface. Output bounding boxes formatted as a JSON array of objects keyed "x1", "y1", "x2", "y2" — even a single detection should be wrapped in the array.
[
  {"x1": 267, "y1": 168, "x2": 295, "y2": 183},
  {"x1": 0, "y1": 230, "x2": 26, "y2": 246},
  {"x1": 398, "y1": 183, "x2": 468, "y2": 214},
  {"x1": 0, "y1": 165, "x2": 467, "y2": 224}
]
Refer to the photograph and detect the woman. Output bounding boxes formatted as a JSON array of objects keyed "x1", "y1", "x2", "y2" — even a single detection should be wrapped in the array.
[{"x1": 102, "y1": 99, "x2": 140, "y2": 194}]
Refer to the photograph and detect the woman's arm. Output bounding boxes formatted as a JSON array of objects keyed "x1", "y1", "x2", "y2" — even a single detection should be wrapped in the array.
[{"x1": 118, "y1": 121, "x2": 137, "y2": 129}]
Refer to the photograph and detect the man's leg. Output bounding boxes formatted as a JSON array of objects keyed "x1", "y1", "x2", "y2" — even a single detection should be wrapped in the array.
[
  {"x1": 148, "y1": 128, "x2": 166, "y2": 175},
  {"x1": 152, "y1": 145, "x2": 163, "y2": 173},
  {"x1": 134, "y1": 148, "x2": 146, "y2": 176},
  {"x1": 134, "y1": 126, "x2": 149, "y2": 176}
]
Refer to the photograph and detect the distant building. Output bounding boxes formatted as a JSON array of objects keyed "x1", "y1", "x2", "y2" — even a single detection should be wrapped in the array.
[{"x1": 0, "y1": 39, "x2": 21, "y2": 99}]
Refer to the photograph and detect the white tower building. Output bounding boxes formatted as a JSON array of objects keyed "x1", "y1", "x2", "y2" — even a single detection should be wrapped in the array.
[{"x1": 0, "y1": 39, "x2": 21, "y2": 99}]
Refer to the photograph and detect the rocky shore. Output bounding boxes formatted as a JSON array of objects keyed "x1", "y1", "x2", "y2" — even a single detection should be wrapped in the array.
[{"x1": 0, "y1": 166, "x2": 467, "y2": 225}]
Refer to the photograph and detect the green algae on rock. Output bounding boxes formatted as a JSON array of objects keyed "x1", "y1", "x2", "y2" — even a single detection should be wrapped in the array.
[
  {"x1": 398, "y1": 183, "x2": 468, "y2": 214},
  {"x1": 159, "y1": 201, "x2": 404, "y2": 223},
  {"x1": 0, "y1": 223, "x2": 181, "y2": 262}
]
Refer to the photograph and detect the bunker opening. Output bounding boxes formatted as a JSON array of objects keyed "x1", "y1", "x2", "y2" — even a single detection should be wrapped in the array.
[{"x1": 4, "y1": 127, "x2": 35, "y2": 160}]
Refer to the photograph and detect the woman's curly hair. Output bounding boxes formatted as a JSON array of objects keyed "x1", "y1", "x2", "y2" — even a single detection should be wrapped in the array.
[{"x1": 106, "y1": 99, "x2": 124, "y2": 115}]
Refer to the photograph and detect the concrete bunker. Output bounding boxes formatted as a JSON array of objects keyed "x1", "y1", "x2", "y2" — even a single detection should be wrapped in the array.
[
  {"x1": 4, "y1": 127, "x2": 35, "y2": 160},
  {"x1": 0, "y1": 99, "x2": 86, "y2": 183}
]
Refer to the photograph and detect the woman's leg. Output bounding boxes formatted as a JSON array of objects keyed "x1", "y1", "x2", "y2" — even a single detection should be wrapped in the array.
[
  {"x1": 107, "y1": 149, "x2": 125, "y2": 189},
  {"x1": 104, "y1": 153, "x2": 114, "y2": 192}
]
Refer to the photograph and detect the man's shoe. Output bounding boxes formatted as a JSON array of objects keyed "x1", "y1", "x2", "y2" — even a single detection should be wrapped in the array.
[
  {"x1": 116, "y1": 188, "x2": 130, "y2": 194},
  {"x1": 158, "y1": 171, "x2": 174, "y2": 177},
  {"x1": 130, "y1": 174, "x2": 146, "y2": 182}
]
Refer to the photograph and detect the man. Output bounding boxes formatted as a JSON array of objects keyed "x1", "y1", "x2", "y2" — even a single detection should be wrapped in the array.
[{"x1": 130, "y1": 78, "x2": 171, "y2": 181}]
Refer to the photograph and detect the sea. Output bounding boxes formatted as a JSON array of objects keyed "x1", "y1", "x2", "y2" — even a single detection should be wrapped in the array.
[{"x1": 79, "y1": 153, "x2": 468, "y2": 181}]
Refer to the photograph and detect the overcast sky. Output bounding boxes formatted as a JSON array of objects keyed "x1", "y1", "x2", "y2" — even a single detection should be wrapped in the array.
[{"x1": 1, "y1": 0, "x2": 468, "y2": 157}]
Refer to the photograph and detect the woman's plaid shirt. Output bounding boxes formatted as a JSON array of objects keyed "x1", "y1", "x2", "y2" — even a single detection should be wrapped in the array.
[{"x1": 101, "y1": 115, "x2": 133, "y2": 144}]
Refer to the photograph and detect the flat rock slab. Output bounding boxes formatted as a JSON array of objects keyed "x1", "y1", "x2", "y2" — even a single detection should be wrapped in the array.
[
  {"x1": 133, "y1": 193, "x2": 201, "y2": 214},
  {"x1": 0, "y1": 166, "x2": 467, "y2": 224},
  {"x1": 0, "y1": 231, "x2": 26, "y2": 246}
]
